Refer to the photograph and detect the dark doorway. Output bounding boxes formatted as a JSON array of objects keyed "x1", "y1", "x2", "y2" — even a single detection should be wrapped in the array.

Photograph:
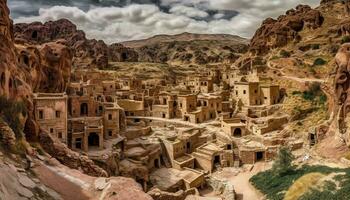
[
  {"x1": 227, "y1": 144, "x2": 232, "y2": 150},
  {"x1": 310, "y1": 134, "x2": 316, "y2": 146},
  {"x1": 214, "y1": 155, "x2": 220, "y2": 165},
  {"x1": 121, "y1": 52, "x2": 128, "y2": 61},
  {"x1": 0, "y1": 72, "x2": 5, "y2": 87},
  {"x1": 154, "y1": 159, "x2": 160, "y2": 168},
  {"x1": 31, "y1": 30, "x2": 38, "y2": 39},
  {"x1": 88, "y1": 132, "x2": 99, "y2": 147},
  {"x1": 80, "y1": 103, "x2": 88, "y2": 116},
  {"x1": 233, "y1": 128, "x2": 242, "y2": 137},
  {"x1": 256, "y1": 152, "x2": 264, "y2": 162},
  {"x1": 162, "y1": 113, "x2": 166, "y2": 118},
  {"x1": 75, "y1": 138, "x2": 82, "y2": 149},
  {"x1": 184, "y1": 116, "x2": 189, "y2": 121},
  {"x1": 186, "y1": 142, "x2": 191, "y2": 153},
  {"x1": 23, "y1": 55, "x2": 29, "y2": 66}
]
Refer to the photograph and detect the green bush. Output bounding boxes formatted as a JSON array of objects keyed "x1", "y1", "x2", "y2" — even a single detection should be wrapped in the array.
[
  {"x1": 313, "y1": 58, "x2": 327, "y2": 66},
  {"x1": 272, "y1": 147, "x2": 294, "y2": 176},
  {"x1": 341, "y1": 36, "x2": 350, "y2": 44},
  {"x1": 280, "y1": 50, "x2": 291, "y2": 58},
  {"x1": 301, "y1": 83, "x2": 327, "y2": 105}
]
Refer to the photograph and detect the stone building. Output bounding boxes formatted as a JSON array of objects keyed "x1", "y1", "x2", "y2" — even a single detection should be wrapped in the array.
[
  {"x1": 233, "y1": 80, "x2": 280, "y2": 106},
  {"x1": 34, "y1": 93, "x2": 68, "y2": 144},
  {"x1": 221, "y1": 117, "x2": 248, "y2": 138},
  {"x1": 151, "y1": 92, "x2": 178, "y2": 119},
  {"x1": 69, "y1": 117, "x2": 104, "y2": 152}
]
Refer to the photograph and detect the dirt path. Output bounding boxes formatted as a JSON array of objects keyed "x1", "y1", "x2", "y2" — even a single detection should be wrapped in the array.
[
  {"x1": 267, "y1": 62, "x2": 325, "y2": 84},
  {"x1": 211, "y1": 163, "x2": 270, "y2": 200},
  {"x1": 223, "y1": 163, "x2": 270, "y2": 200}
]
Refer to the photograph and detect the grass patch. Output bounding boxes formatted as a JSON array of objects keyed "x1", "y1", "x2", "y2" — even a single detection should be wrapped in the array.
[
  {"x1": 284, "y1": 172, "x2": 325, "y2": 200},
  {"x1": 293, "y1": 83, "x2": 327, "y2": 105},
  {"x1": 250, "y1": 165, "x2": 350, "y2": 200}
]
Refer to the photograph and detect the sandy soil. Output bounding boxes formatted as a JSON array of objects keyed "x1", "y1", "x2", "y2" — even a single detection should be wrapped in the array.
[{"x1": 212, "y1": 162, "x2": 271, "y2": 200}]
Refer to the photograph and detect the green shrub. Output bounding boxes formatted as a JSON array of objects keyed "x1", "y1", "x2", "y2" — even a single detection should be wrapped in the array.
[
  {"x1": 301, "y1": 83, "x2": 327, "y2": 105},
  {"x1": 272, "y1": 147, "x2": 294, "y2": 176},
  {"x1": 341, "y1": 36, "x2": 350, "y2": 44},
  {"x1": 313, "y1": 58, "x2": 327, "y2": 66},
  {"x1": 280, "y1": 50, "x2": 291, "y2": 58}
]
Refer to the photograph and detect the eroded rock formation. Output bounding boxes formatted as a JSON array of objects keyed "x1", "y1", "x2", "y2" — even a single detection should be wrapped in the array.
[
  {"x1": 250, "y1": 5, "x2": 324, "y2": 55},
  {"x1": 334, "y1": 43, "x2": 350, "y2": 134},
  {"x1": 14, "y1": 19, "x2": 139, "y2": 69},
  {"x1": 0, "y1": 0, "x2": 117, "y2": 181}
]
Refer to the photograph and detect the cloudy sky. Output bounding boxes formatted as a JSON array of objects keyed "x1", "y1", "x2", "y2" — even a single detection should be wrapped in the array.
[{"x1": 9, "y1": 0, "x2": 320, "y2": 44}]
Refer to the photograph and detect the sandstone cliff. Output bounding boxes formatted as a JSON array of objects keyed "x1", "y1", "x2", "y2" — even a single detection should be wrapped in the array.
[
  {"x1": 0, "y1": 1, "x2": 152, "y2": 199},
  {"x1": 14, "y1": 19, "x2": 139, "y2": 69},
  {"x1": 250, "y1": 5, "x2": 324, "y2": 55}
]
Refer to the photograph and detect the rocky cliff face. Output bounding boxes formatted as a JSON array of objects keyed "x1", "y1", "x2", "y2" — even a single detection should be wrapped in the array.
[
  {"x1": 0, "y1": 0, "x2": 106, "y2": 168},
  {"x1": 14, "y1": 19, "x2": 139, "y2": 69},
  {"x1": 250, "y1": 5, "x2": 324, "y2": 55},
  {"x1": 335, "y1": 43, "x2": 350, "y2": 138}
]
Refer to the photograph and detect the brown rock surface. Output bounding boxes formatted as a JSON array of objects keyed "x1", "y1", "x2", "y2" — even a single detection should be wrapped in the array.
[
  {"x1": 39, "y1": 130, "x2": 108, "y2": 177},
  {"x1": 250, "y1": 5, "x2": 324, "y2": 55},
  {"x1": 14, "y1": 19, "x2": 139, "y2": 69}
]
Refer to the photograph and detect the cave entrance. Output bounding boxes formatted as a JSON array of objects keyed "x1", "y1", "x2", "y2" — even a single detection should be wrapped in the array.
[
  {"x1": 31, "y1": 31, "x2": 38, "y2": 39},
  {"x1": 122, "y1": 52, "x2": 128, "y2": 61}
]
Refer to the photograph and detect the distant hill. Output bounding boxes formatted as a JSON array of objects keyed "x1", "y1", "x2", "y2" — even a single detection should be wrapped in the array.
[
  {"x1": 121, "y1": 32, "x2": 249, "y2": 48},
  {"x1": 121, "y1": 32, "x2": 249, "y2": 65}
]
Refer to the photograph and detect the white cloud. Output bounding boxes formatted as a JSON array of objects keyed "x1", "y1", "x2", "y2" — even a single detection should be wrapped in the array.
[
  {"x1": 13, "y1": 0, "x2": 322, "y2": 43},
  {"x1": 169, "y1": 5, "x2": 209, "y2": 18}
]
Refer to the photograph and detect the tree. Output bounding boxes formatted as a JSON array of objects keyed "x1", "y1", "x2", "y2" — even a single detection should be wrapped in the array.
[{"x1": 272, "y1": 147, "x2": 294, "y2": 176}]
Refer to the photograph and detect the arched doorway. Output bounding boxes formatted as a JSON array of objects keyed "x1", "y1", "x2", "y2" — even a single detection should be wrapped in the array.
[
  {"x1": 233, "y1": 128, "x2": 242, "y2": 137},
  {"x1": 88, "y1": 132, "x2": 99, "y2": 147},
  {"x1": 80, "y1": 103, "x2": 88, "y2": 116}
]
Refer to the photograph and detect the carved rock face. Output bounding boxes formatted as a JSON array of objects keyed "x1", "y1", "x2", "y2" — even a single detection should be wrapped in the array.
[
  {"x1": 249, "y1": 5, "x2": 324, "y2": 55},
  {"x1": 335, "y1": 43, "x2": 350, "y2": 133},
  {"x1": 38, "y1": 41, "x2": 73, "y2": 93}
]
